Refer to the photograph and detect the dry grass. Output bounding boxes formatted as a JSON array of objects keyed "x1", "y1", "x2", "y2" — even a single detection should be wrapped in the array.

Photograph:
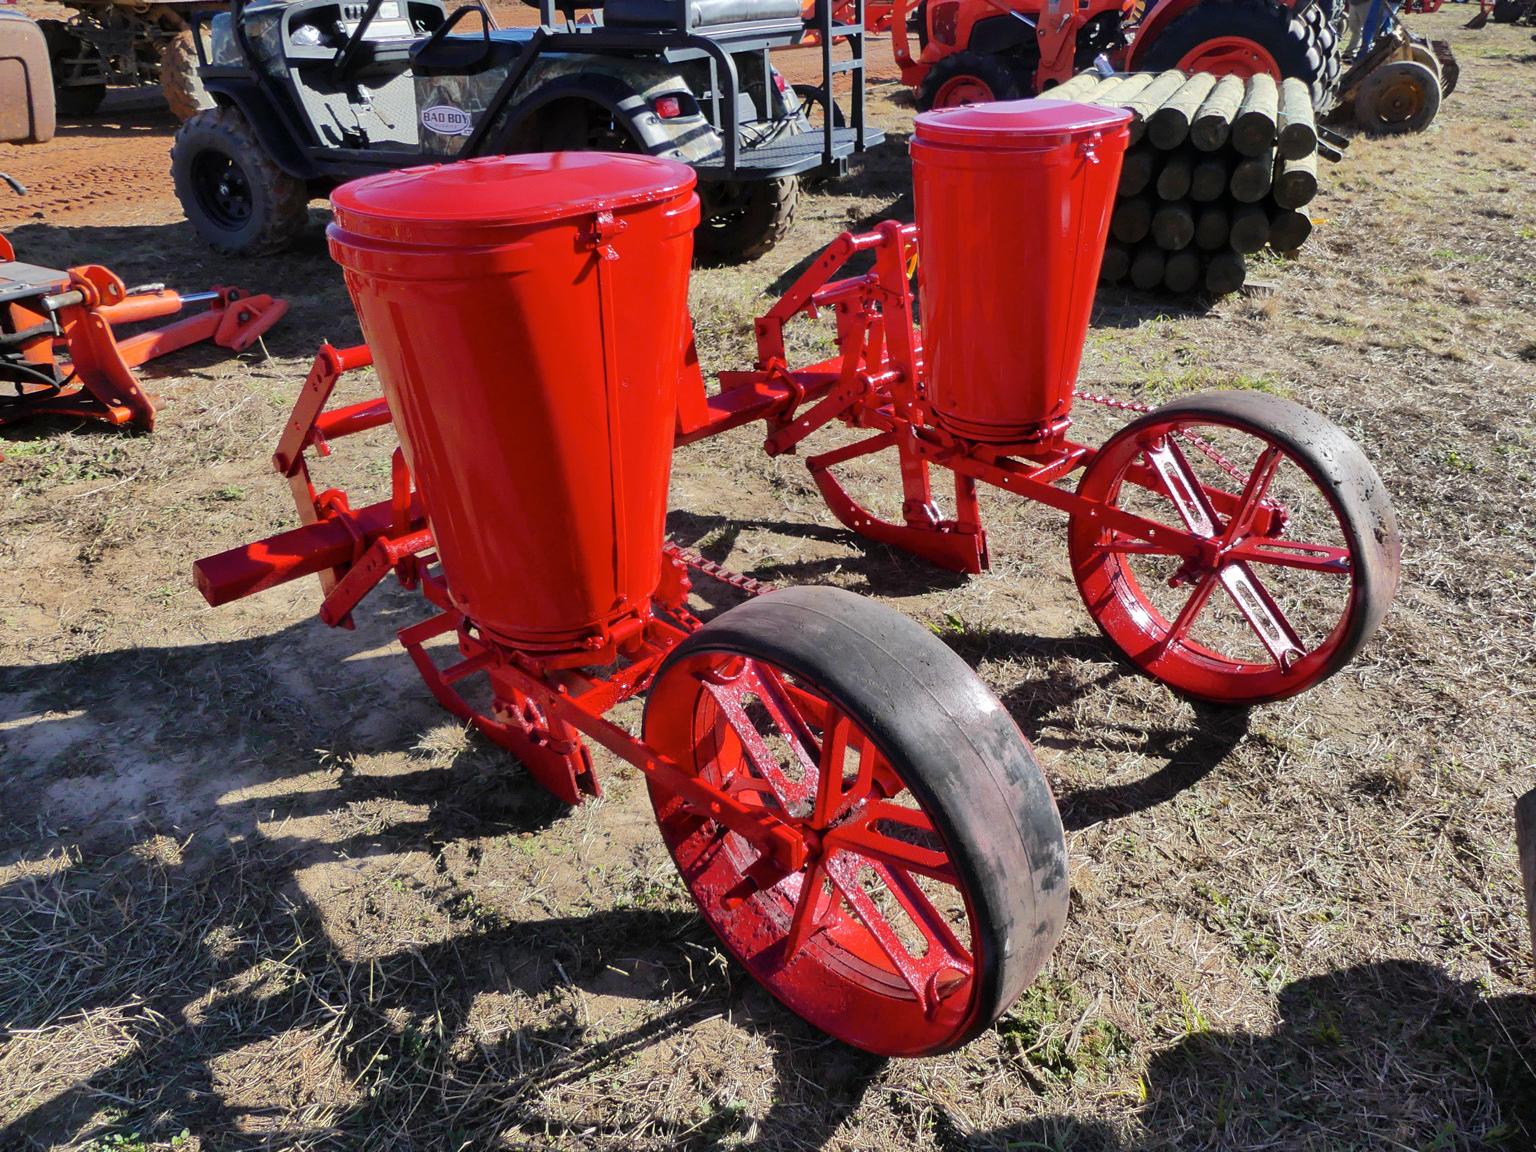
[{"x1": 2, "y1": 8, "x2": 1535, "y2": 1150}]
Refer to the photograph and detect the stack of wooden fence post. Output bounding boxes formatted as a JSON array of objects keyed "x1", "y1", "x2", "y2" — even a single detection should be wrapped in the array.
[{"x1": 1051, "y1": 69, "x2": 1324, "y2": 297}]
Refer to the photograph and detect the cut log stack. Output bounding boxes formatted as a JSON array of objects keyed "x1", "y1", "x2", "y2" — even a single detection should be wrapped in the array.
[{"x1": 1050, "y1": 70, "x2": 1328, "y2": 297}]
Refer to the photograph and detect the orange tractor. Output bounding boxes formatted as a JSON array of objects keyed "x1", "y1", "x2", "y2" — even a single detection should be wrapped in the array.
[{"x1": 890, "y1": 0, "x2": 1341, "y2": 109}]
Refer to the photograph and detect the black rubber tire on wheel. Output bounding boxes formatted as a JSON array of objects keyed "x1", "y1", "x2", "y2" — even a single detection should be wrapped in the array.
[
  {"x1": 643, "y1": 585, "x2": 1069, "y2": 1056},
  {"x1": 171, "y1": 106, "x2": 309, "y2": 256},
  {"x1": 694, "y1": 176, "x2": 799, "y2": 265},
  {"x1": 38, "y1": 19, "x2": 106, "y2": 118},
  {"x1": 161, "y1": 28, "x2": 213, "y2": 122},
  {"x1": 916, "y1": 51, "x2": 1023, "y2": 111},
  {"x1": 1135, "y1": 0, "x2": 1342, "y2": 112},
  {"x1": 1492, "y1": 0, "x2": 1523, "y2": 20}
]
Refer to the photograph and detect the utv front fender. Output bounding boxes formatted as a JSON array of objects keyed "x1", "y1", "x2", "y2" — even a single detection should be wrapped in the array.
[{"x1": 202, "y1": 75, "x2": 322, "y2": 180}]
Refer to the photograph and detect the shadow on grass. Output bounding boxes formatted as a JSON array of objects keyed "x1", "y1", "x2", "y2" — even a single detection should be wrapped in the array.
[
  {"x1": 0, "y1": 592, "x2": 886, "y2": 1150},
  {"x1": 2, "y1": 585, "x2": 1525, "y2": 1149},
  {"x1": 969, "y1": 960, "x2": 1536, "y2": 1150}
]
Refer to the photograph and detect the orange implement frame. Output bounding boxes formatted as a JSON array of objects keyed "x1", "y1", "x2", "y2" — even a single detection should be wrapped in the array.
[{"x1": 0, "y1": 233, "x2": 287, "y2": 431}]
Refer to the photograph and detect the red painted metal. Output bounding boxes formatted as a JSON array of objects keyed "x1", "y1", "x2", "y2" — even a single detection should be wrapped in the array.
[
  {"x1": 667, "y1": 99, "x2": 1395, "y2": 702},
  {"x1": 910, "y1": 101, "x2": 1131, "y2": 442},
  {"x1": 889, "y1": 0, "x2": 1305, "y2": 95},
  {"x1": 0, "y1": 241, "x2": 286, "y2": 432},
  {"x1": 326, "y1": 154, "x2": 699, "y2": 657},
  {"x1": 1171, "y1": 35, "x2": 1282, "y2": 78},
  {"x1": 193, "y1": 156, "x2": 824, "y2": 869},
  {"x1": 674, "y1": 214, "x2": 1390, "y2": 698},
  {"x1": 644, "y1": 649, "x2": 986, "y2": 1056}
]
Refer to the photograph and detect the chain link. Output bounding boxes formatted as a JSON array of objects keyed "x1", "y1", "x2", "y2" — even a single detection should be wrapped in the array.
[
  {"x1": 663, "y1": 541, "x2": 776, "y2": 599},
  {"x1": 1073, "y1": 387, "x2": 1271, "y2": 507}
]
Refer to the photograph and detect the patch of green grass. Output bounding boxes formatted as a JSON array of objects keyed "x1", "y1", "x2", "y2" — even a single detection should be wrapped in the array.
[
  {"x1": 83, "y1": 1129, "x2": 191, "y2": 1152},
  {"x1": 997, "y1": 977, "x2": 1134, "y2": 1083}
]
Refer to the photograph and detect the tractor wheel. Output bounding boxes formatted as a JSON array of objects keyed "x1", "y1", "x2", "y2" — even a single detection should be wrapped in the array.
[
  {"x1": 39, "y1": 19, "x2": 107, "y2": 118},
  {"x1": 1067, "y1": 391, "x2": 1401, "y2": 705},
  {"x1": 1354, "y1": 59, "x2": 1441, "y2": 133},
  {"x1": 161, "y1": 28, "x2": 213, "y2": 122},
  {"x1": 916, "y1": 52, "x2": 1023, "y2": 111},
  {"x1": 171, "y1": 106, "x2": 310, "y2": 256},
  {"x1": 1134, "y1": 0, "x2": 1342, "y2": 111},
  {"x1": 1492, "y1": 0, "x2": 1523, "y2": 20},
  {"x1": 694, "y1": 177, "x2": 799, "y2": 264},
  {"x1": 643, "y1": 585, "x2": 1068, "y2": 1056}
]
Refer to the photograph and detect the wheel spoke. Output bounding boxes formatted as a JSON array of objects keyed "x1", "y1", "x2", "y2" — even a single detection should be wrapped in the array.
[
  {"x1": 882, "y1": 864, "x2": 973, "y2": 977},
  {"x1": 824, "y1": 801, "x2": 958, "y2": 886},
  {"x1": 782, "y1": 859, "x2": 833, "y2": 964},
  {"x1": 1159, "y1": 568, "x2": 1222, "y2": 653},
  {"x1": 1222, "y1": 445, "x2": 1284, "y2": 543},
  {"x1": 1227, "y1": 537, "x2": 1353, "y2": 575},
  {"x1": 812, "y1": 710, "x2": 863, "y2": 826},
  {"x1": 823, "y1": 852, "x2": 966, "y2": 1014},
  {"x1": 752, "y1": 663, "x2": 825, "y2": 781},
  {"x1": 1217, "y1": 561, "x2": 1307, "y2": 668},
  {"x1": 1143, "y1": 435, "x2": 1221, "y2": 538},
  {"x1": 702, "y1": 674, "x2": 813, "y2": 811},
  {"x1": 1093, "y1": 531, "x2": 1190, "y2": 559}
]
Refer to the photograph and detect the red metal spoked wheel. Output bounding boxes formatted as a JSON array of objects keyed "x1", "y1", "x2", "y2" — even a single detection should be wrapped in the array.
[
  {"x1": 1175, "y1": 36, "x2": 1282, "y2": 79},
  {"x1": 643, "y1": 586, "x2": 1067, "y2": 1056},
  {"x1": 1068, "y1": 392, "x2": 1401, "y2": 705}
]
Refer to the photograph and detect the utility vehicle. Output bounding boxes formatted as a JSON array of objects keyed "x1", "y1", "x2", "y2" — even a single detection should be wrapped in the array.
[
  {"x1": 170, "y1": 0, "x2": 881, "y2": 262},
  {"x1": 31, "y1": 0, "x2": 218, "y2": 120}
]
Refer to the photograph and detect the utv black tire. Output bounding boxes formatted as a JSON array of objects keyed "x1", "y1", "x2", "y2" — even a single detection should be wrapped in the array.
[
  {"x1": 172, "y1": 106, "x2": 309, "y2": 256},
  {"x1": 161, "y1": 29, "x2": 213, "y2": 122},
  {"x1": 1492, "y1": 0, "x2": 1523, "y2": 20},
  {"x1": 1135, "y1": 0, "x2": 1342, "y2": 111},
  {"x1": 694, "y1": 176, "x2": 799, "y2": 264},
  {"x1": 39, "y1": 19, "x2": 107, "y2": 118},
  {"x1": 916, "y1": 51, "x2": 1023, "y2": 111}
]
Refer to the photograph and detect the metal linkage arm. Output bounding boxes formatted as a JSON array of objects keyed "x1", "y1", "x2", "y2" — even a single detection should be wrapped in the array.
[{"x1": 193, "y1": 343, "x2": 430, "y2": 624}]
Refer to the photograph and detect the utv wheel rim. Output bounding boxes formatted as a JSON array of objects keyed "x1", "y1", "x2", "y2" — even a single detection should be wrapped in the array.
[{"x1": 192, "y1": 152, "x2": 254, "y2": 230}]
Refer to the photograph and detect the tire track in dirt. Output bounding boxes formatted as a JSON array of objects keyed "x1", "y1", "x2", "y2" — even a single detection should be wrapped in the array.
[{"x1": 1, "y1": 96, "x2": 182, "y2": 230}]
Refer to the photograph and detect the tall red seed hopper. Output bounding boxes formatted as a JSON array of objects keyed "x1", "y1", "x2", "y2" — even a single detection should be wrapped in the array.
[
  {"x1": 327, "y1": 153, "x2": 699, "y2": 656},
  {"x1": 910, "y1": 100, "x2": 1130, "y2": 442}
]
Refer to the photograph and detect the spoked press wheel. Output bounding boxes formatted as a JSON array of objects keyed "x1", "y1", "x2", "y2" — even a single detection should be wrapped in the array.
[
  {"x1": 1068, "y1": 392, "x2": 1401, "y2": 705},
  {"x1": 643, "y1": 586, "x2": 1068, "y2": 1056}
]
